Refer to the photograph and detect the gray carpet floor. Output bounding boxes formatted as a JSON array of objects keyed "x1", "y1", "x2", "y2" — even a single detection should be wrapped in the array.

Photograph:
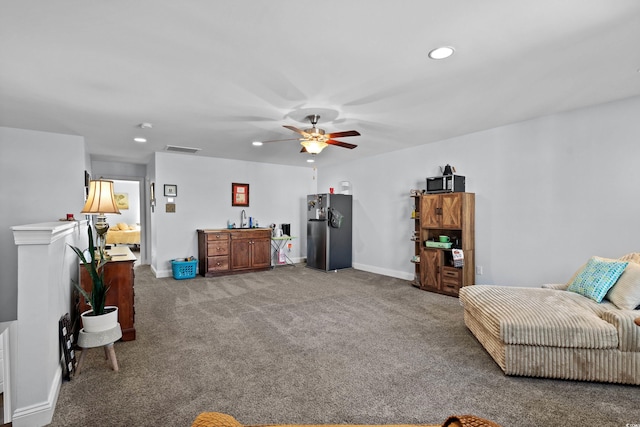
[{"x1": 51, "y1": 265, "x2": 640, "y2": 427}]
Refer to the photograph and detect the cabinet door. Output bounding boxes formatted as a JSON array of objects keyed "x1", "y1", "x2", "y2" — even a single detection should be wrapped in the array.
[
  {"x1": 421, "y1": 195, "x2": 441, "y2": 228},
  {"x1": 420, "y1": 249, "x2": 441, "y2": 290},
  {"x1": 230, "y1": 239, "x2": 251, "y2": 269},
  {"x1": 251, "y1": 238, "x2": 272, "y2": 268},
  {"x1": 441, "y1": 194, "x2": 462, "y2": 228}
]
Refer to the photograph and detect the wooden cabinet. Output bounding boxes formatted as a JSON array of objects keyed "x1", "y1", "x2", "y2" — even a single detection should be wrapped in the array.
[
  {"x1": 415, "y1": 192, "x2": 475, "y2": 297},
  {"x1": 79, "y1": 246, "x2": 136, "y2": 341},
  {"x1": 230, "y1": 230, "x2": 271, "y2": 270},
  {"x1": 198, "y1": 229, "x2": 271, "y2": 277},
  {"x1": 421, "y1": 193, "x2": 464, "y2": 228},
  {"x1": 420, "y1": 249, "x2": 441, "y2": 289},
  {"x1": 199, "y1": 231, "x2": 231, "y2": 275}
]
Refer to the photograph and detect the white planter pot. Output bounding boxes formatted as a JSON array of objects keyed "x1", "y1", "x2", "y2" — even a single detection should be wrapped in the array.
[{"x1": 81, "y1": 306, "x2": 118, "y2": 333}]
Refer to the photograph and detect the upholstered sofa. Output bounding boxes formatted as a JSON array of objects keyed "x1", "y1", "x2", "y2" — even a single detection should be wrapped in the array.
[
  {"x1": 191, "y1": 412, "x2": 501, "y2": 427},
  {"x1": 459, "y1": 253, "x2": 640, "y2": 385}
]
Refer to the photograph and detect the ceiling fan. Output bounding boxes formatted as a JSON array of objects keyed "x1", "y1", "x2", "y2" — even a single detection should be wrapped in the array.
[{"x1": 263, "y1": 114, "x2": 360, "y2": 154}]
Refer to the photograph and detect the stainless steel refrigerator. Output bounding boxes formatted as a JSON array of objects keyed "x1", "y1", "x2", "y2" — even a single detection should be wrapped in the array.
[{"x1": 306, "y1": 193, "x2": 352, "y2": 271}]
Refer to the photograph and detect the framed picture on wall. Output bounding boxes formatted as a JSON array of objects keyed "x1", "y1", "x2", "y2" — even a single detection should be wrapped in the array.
[
  {"x1": 164, "y1": 184, "x2": 177, "y2": 197},
  {"x1": 114, "y1": 193, "x2": 129, "y2": 210},
  {"x1": 232, "y1": 183, "x2": 249, "y2": 206}
]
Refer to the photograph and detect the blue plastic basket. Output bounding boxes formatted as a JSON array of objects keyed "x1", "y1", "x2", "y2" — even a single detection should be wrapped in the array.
[{"x1": 171, "y1": 259, "x2": 198, "y2": 280}]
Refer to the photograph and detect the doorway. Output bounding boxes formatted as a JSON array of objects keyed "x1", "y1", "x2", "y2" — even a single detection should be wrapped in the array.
[{"x1": 110, "y1": 178, "x2": 147, "y2": 265}]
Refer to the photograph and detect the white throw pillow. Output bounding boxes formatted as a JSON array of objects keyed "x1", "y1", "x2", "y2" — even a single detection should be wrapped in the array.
[{"x1": 606, "y1": 255, "x2": 640, "y2": 310}]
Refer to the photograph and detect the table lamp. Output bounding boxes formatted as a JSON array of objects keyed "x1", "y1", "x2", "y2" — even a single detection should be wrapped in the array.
[{"x1": 81, "y1": 179, "x2": 121, "y2": 253}]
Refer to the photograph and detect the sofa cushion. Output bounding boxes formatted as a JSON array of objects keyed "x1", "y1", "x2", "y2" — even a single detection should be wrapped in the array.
[
  {"x1": 567, "y1": 257, "x2": 628, "y2": 302},
  {"x1": 459, "y1": 285, "x2": 619, "y2": 349},
  {"x1": 619, "y1": 252, "x2": 640, "y2": 264},
  {"x1": 606, "y1": 261, "x2": 640, "y2": 310}
]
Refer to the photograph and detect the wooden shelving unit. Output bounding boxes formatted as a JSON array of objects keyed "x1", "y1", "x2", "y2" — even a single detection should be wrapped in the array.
[
  {"x1": 412, "y1": 192, "x2": 475, "y2": 297},
  {"x1": 409, "y1": 193, "x2": 422, "y2": 287}
]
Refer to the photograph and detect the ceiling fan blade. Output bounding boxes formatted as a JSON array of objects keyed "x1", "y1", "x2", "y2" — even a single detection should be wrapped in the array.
[
  {"x1": 326, "y1": 130, "x2": 361, "y2": 139},
  {"x1": 327, "y1": 139, "x2": 358, "y2": 149},
  {"x1": 300, "y1": 147, "x2": 307, "y2": 153},
  {"x1": 261, "y1": 137, "x2": 301, "y2": 143},
  {"x1": 283, "y1": 125, "x2": 306, "y2": 135}
]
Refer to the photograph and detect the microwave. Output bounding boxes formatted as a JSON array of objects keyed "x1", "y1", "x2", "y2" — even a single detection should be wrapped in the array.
[{"x1": 426, "y1": 175, "x2": 465, "y2": 194}]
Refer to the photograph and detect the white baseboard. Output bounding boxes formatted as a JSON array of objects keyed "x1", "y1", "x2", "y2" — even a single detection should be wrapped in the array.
[
  {"x1": 153, "y1": 259, "x2": 404, "y2": 279},
  {"x1": 352, "y1": 262, "x2": 415, "y2": 281},
  {"x1": 11, "y1": 364, "x2": 61, "y2": 427},
  {"x1": 152, "y1": 258, "x2": 307, "y2": 278},
  {"x1": 154, "y1": 267, "x2": 173, "y2": 278}
]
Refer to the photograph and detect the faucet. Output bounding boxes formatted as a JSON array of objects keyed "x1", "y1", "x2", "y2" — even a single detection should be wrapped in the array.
[{"x1": 240, "y1": 210, "x2": 247, "y2": 228}]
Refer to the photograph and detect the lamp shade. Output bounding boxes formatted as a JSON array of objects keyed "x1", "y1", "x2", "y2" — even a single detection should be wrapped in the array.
[
  {"x1": 300, "y1": 139, "x2": 328, "y2": 154},
  {"x1": 81, "y1": 179, "x2": 121, "y2": 215}
]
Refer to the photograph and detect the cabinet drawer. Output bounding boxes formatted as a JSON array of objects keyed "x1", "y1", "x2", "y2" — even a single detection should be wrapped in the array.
[
  {"x1": 207, "y1": 232, "x2": 229, "y2": 241},
  {"x1": 441, "y1": 281, "x2": 460, "y2": 294},
  {"x1": 230, "y1": 230, "x2": 270, "y2": 240},
  {"x1": 208, "y1": 256, "x2": 229, "y2": 272},
  {"x1": 208, "y1": 242, "x2": 229, "y2": 255},
  {"x1": 442, "y1": 267, "x2": 461, "y2": 281}
]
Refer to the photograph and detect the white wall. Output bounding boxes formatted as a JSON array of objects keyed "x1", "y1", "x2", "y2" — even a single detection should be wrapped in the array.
[
  {"x1": 0, "y1": 127, "x2": 86, "y2": 322},
  {"x1": 92, "y1": 160, "x2": 146, "y2": 179},
  {"x1": 152, "y1": 152, "x2": 317, "y2": 276},
  {"x1": 319, "y1": 96, "x2": 640, "y2": 287},
  {"x1": 112, "y1": 180, "x2": 141, "y2": 225}
]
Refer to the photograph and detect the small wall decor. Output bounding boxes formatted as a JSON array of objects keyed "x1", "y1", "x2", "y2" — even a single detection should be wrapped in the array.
[
  {"x1": 150, "y1": 182, "x2": 156, "y2": 212},
  {"x1": 232, "y1": 182, "x2": 250, "y2": 206},
  {"x1": 114, "y1": 193, "x2": 129, "y2": 210},
  {"x1": 164, "y1": 184, "x2": 177, "y2": 197},
  {"x1": 84, "y1": 170, "x2": 91, "y2": 200}
]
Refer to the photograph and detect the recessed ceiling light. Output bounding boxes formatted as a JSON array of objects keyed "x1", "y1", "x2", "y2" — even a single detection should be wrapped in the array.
[
  {"x1": 133, "y1": 137, "x2": 147, "y2": 143},
  {"x1": 252, "y1": 141, "x2": 263, "y2": 146},
  {"x1": 307, "y1": 159, "x2": 315, "y2": 163},
  {"x1": 428, "y1": 46, "x2": 455, "y2": 60}
]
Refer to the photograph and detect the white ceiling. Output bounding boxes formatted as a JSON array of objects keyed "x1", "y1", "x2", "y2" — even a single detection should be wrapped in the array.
[{"x1": 1, "y1": 1, "x2": 640, "y2": 168}]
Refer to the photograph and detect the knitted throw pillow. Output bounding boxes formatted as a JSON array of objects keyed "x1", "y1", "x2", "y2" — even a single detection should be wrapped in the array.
[{"x1": 567, "y1": 257, "x2": 628, "y2": 302}]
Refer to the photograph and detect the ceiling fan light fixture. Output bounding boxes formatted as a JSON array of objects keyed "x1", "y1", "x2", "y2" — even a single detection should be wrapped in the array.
[
  {"x1": 300, "y1": 139, "x2": 328, "y2": 154},
  {"x1": 428, "y1": 46, "x2": 455, "y2": 60}
]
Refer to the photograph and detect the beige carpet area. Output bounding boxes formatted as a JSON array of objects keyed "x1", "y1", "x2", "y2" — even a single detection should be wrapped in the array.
[{"x1": 50, "y1": 265, "x2": 640, "y2": 426}]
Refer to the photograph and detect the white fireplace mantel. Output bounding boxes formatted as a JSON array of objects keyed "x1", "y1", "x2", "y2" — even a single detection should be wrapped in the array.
[
  {"x1": 12, "y1": 220, "x2": 85, "y2": 245},
  {"x1": 9, "y1": 220, "x2": 87, "y2": 427}
]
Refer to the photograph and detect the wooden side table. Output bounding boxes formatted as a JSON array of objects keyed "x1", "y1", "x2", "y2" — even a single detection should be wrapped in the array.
[
  {"x1": 76, "y1": 324, "x2": 122, "y2": 374},
  {"x1": 79, "y1": 246, "x2": 136, "y2": 340}
]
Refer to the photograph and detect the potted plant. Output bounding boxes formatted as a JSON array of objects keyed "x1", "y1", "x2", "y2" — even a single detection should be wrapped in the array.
[{"x1": 70, "y1": 225, "x2": 118, "y2": 333}]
